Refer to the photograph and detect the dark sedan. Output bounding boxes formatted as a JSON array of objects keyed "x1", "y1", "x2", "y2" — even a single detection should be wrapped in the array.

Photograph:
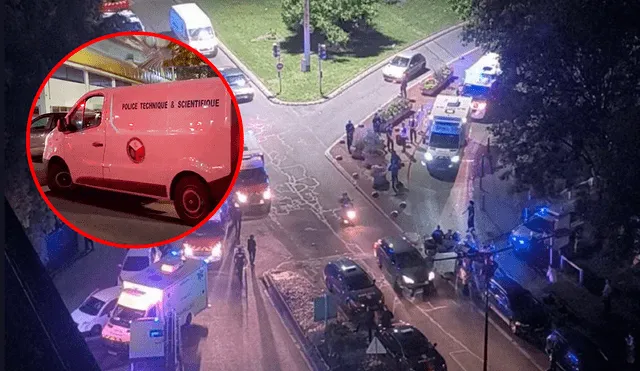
[
  {"x1": 323, "y1": 258, "x2": 384, "y2": 315},
  {"x1": 377, "y1": 323, "x2": 447, "y2": 371},
  {"x1": 220, "y1": 67, "x2": 254, "y2": 102}
]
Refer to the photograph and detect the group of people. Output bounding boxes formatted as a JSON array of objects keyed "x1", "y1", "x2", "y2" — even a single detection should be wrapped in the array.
[
  {"x1": 230, "y1": 206, "x2": 258, "y2": 284},
  {"x1": 354, "y1": 305, "x2": 395, "y2": 343}
]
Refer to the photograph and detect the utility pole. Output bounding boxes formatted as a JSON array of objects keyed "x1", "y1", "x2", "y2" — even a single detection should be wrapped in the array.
[
  {"x1": 302, "y1": 0, "x2": 311, "y2": 72},
  {"x1": 318, "y1": 43, "x2": 326, "y2": 96}
]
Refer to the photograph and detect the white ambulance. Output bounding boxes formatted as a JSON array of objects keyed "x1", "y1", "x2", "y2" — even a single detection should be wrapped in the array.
[
  {"x1": 459, "y1": 52, "x2": 501, "y2": 120},
  {"x1": 169, "y1": 3, "x2": 219, "y2": 57},
  {"x1": 101, "y1": 256, "x2": 208, "y2": 353},
  {"x1": 422, "y1": 95, "x2": 472, "y2": 172},
  {"x1": 42, "y1": 77, "x2": 234, "y2": 226}
]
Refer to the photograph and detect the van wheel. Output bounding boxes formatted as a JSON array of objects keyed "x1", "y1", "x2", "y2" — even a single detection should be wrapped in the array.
[
  {"x1": 174, "y1": 175, "x2": 213, "y2": 226},
  {"x1": 185, "y1": 313, "x2": 193, "y2": 326},
  {"x1": 47, "y1": 161, "x2": 73, "y2": 193}
]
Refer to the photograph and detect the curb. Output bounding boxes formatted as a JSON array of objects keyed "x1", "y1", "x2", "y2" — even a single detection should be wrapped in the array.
[
  {"x1": 217, "y1": 23, "x2": 467, "y2": 106},
  {"x1": 261, "y1": 272, "x2": 329, "y2": 371}
]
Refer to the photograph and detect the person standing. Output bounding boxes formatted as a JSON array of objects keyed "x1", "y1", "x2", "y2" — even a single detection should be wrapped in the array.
[
  {"x1": 463, "y1": 200, "x2": 476, "y2": 232},
  {"x1": 602, "y1": 279, "x2": 613, "y2": 317},
  {"x1": 399, "y1": 122, "x2": 409, "y2": 153},
  {"x1": 390, "y1": 150, "x2": 401, "y2": 168},
  {"x1": 400, "y1": 73, "x2": 408, "y2": 98},
  {"x1": 389, "y1": 161, "x2": 400, "y2": 194},
  {"x1": 232, "y1": 207, "x2": 243, "y2": 242},
  {"x1": 626, "y1": 332, "x2": 636, "y2": 366},
  {"x1": 409, "y1": 114, "x2": 418, "y2": 143},
  {"x1": 355, "y1": 307, "x2": 376, "y2": 342},
  {"x1": 345, "y1": 120, "x2": 355, "y2": 154},
  {"x1": 372, "y1": 112, "x2": 382, "y2": 134},
  {"x1": 385, "y1": 125, "x2": 394, "y2": 153},
  {"x1": 247, "y1": 235, "x2": 257, "y2": 266},
  {"x1": 378, "y1": 307, "x2": 394, "y2": 329}
]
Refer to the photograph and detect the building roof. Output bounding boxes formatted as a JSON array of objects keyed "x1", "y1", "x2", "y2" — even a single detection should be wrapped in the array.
[{"x1": 128, "y1": 256, "x2": 205, "y2": 290}]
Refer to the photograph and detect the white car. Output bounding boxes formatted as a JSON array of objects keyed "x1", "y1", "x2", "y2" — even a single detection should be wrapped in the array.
[
  {"x1": 382, "y1": 52, "x2": 426, "y2": 82},
  {"x1": 102, "y1": 10, "x2": 145, "y2": 31},
  {"x1": 71, "y1": 286, "x2": 121, "y2": 337},
  {"x1": 118, "y1": 248, "x2": 162, "y2": 285}
]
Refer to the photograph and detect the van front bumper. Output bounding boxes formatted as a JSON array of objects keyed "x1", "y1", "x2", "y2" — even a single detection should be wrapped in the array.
[
  {"x1": 234, "y1": 200, "x2": 271, "y2": 216},
  {"x1": 198, "y1": 45, "x2": 218, "y2": 57},
  {"x1": 102, "y1": 337, "x2": 129, "y2": 354}
]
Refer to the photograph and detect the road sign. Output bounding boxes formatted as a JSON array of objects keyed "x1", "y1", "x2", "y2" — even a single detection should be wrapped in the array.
[
  {"x1": 276, "y1": 62, "x2": 284, "y2": 72},
  {"x1": 366, "y1": 336, "x2": 387, "y2": 355},
  {"x1": 313, "y1": 294, "x2": 337, "y2": 322}
]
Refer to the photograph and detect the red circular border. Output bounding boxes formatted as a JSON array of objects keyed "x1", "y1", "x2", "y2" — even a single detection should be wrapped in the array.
[{"x1": 25, "y1": 31, "x2": 245, "y2": 249}]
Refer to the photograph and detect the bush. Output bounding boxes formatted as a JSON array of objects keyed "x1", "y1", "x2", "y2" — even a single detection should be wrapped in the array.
[
  {"x1": 423, "y1": 77, "x2": 438, "y2": 90},
  {"x1": 380, "y1": 97, "x2": 410, "y2": 121}
]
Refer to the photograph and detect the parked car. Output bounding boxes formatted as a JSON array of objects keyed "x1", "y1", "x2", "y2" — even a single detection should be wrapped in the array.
[
  {"x1": 30, "y1": 113, "x2": 66, "y2": 158},
  {"x1": 382, "y1": 52, "x2": 426, "y2": 82},
  {"x1": 117, "y1": 248, "x2": 162, "y2": 285},
  {"x1": 486, "y1": 270, "x2": 550, "y2": 336},
  {"x1": 220, "y1": 67, "x2": 254, "y2": 102},
  {"x1": 374, "y1": 235, "x2": 435, "y2": 298},
  {"x1": 545, "y1": 327, "x2": 611, "y2": 371},
  {"x1": 102, "y1": 10, "x2": 145, "y2": 31},
  {"x1": 377, "y1": 323, "x2": 447, "y2": 371},
  {"x1": 70, "y1": 286, "x2": 121, "y2": 337},
  {"x1": 323, "y1": 258, "x2": 384, "y2": 315}
]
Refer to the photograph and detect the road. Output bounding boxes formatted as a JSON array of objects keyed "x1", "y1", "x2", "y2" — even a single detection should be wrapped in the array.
[
  {"x1": 52, "y1": 2, "x2": 549, "y2": 370},
  {"x1": 32, "y1": 160, "x2": 192, "y2": 245}
]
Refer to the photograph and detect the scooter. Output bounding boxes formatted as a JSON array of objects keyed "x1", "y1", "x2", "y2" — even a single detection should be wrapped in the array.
[{"x1": 340, "y1": 202, "x2": 357, "y2": 226}]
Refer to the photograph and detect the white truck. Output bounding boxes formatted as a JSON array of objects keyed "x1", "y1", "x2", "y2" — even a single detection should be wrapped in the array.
[
  {"x1": 459, "y1": 52, "x2": 501, "y2": 120},
  {"x1": 129, "y1": 313, "x2": 182, "y2": 371},
  {"x1": 102, "y1": 256, "x2": 208, "y2": 354},
  {"x1": 422, "y1": 95, "x2": 472, "y2": 172}
]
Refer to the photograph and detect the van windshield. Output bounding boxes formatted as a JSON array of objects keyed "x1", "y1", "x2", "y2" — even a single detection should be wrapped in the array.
[
  {"x1": 429, "y1": 133, "x2": 460, "y2": 149},
  {"x1": 237, "y1": 168, "x2": 268, "y2": 187},
  {"x1": 79, "y1": 296, "x2": 106, "y2": 316},
  {"x1": 189, "y1": 27, "x2": 214, "y2": 41},
  {"x1": 122, "y1": 256, "x2": 149, "y2": 272},
  {"x1": 110, "y1": 305, "x2": 146, "y2": 328}
]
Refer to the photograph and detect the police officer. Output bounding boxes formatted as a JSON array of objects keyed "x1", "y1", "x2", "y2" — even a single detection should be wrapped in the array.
[
  {"x1": 409, "y1": 114, "x2": 418, "y2": 143},
  {"x1": 388, "y1": 160, "x2": 400, "y2": 194},
  {"x1": 345, "y1": 120, "x2": 355, "y2": 154},
  {"x1": 247, "y1": 235, "x2": 257, "y2": 266},
  {"x1": 400, "y1": 73, "x2": 408, "y2": 98},
  {"x1": 385, "y1": 125, "x2": 394, "y2": 153},
  {"x1": 378, "y1": 307, "x2": 394, "y2": 329}
]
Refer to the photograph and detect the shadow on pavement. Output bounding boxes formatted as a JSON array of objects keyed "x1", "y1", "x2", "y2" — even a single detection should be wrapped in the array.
[{"x1": 250, "y1": 269, "x2": 283, "y2": 370}]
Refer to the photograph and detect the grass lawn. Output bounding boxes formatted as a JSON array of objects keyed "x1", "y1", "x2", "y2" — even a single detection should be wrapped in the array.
[{"x1": 201, "y1": 0, "x2": 460, "y2": 102}]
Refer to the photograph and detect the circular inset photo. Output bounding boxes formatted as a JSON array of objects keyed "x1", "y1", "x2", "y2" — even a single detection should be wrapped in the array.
[{"x1": 27, "y1": 32, "x2": 243, "y2": 248}]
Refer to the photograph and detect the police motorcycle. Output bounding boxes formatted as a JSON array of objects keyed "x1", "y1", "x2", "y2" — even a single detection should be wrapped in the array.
[{"x1": 339, "y1": 193, "x2": 357, "y2": 226}]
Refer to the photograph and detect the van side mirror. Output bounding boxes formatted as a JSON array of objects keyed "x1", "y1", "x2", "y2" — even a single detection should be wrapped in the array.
[{"x1": 65, "y1": 120, "x2": 78, "y2": 133}]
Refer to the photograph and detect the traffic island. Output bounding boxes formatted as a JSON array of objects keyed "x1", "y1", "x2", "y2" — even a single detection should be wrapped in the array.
[{"x1": 263, "y1": 270, "x2": 394, "y2": 371}]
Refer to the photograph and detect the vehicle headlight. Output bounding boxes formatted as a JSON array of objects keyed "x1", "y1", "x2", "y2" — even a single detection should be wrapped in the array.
[
  {"x1": 262, "y1": 188, "x2": 272, "y2": 200},
  {"x1": 183, "y1": 244, "x2": 193, "y2": 257},
  {"x1": 347, "y1": 210, "x2": 356, "y2": 219},
  {"x1": 428, "y1": 271, "x2": 435, "y2": 281},
  {"x1": 211, "y1": 242, "x2": 222, "y2": 257},
  {"x1": 424, "y1": 152, "x2": 433, "y2": 161},
  {"x1": 402, "y1": 275, "x2": 415, "y2": 284},
  {"x1": 451, "y1": 155, "x2": 460, "y2": 163},
  {"x1": 236, "y1": 192, "x2": 248, "y2": 203}
]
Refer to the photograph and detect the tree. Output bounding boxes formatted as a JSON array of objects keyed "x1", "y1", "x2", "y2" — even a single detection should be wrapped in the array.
[
  {"x1": 162, "y1": 43, "x2": 218, "y2": 80},
  {"x1": 4, "y1": 0, "x2": 128, "y2": 263},
  {"x1": 281, "y1": 0, "x2": 381, "y2": 46},
  {"x1": 457, "y1": 0, "x2": 640, "y2": 238}
]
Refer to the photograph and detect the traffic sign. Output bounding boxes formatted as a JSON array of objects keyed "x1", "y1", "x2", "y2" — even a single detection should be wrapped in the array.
[
  {"x1": 366, "y1": 336, "x2": 387, "y2": 355},
  {"x1": 276, "y1": 62, "x2": 284, "y2": 71}
]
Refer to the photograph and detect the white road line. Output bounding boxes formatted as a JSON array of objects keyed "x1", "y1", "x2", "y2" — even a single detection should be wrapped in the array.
[
  {"x1": 448, "y1": 350, "x2": 473, "y2": 371},
  {"x1": 422, "y1": 305, "x2": 448, "y2": 312}
]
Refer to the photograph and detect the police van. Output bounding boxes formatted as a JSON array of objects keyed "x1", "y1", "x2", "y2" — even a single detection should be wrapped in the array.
[
  {"x1": 422, "y1": 95, "x2": 472, "y2": 172},
  {"x1": 459, "y1": 52, "x2": 501, "y2": 120},
  {"x1": 232, "y1": 131, "x2": 271, "y2": 217},
  {"x1": 169, "y1": 3, "x2": 218, "y2": 57}
]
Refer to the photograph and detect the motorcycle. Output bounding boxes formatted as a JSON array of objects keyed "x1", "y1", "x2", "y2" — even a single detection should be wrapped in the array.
[{"x1": 340, "y1": 202, "x2": 357, "y2": 226}]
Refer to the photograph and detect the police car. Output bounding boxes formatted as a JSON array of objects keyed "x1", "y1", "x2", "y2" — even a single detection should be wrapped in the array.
[
  {"x1": 101, "y1": 10, "x2": 145, "y2": 32},
  {"x1": 459, "y1": 52, "x2": 501, "y2": 121},
  {"x1": 232, "y1": 131, "x2": 271, "y2": 216}
]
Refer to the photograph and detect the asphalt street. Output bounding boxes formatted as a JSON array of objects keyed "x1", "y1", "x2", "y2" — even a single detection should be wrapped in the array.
[
  {"x1": 32, "y1": 160, "x2": 192, "y2": 245},
  {"x1": 52, "y1": 2, "x2": 547, "y2": 370}
]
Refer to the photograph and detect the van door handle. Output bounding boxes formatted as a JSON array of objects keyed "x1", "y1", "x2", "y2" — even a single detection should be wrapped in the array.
[{"x1": 92, "y1": 142, "x2": 104, "y2": 147}]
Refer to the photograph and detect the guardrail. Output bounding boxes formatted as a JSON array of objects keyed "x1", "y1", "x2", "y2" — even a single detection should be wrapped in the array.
[{"x1": 560, "y1": 255, "x2": 584, "y2": 286}]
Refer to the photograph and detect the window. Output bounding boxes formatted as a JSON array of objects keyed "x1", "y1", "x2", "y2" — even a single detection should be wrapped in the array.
[
  {"x1": 88, "y1": 73, "x2": 113, "y2": 88},
  {"x1": 122, "y1": 256, "x2": 149, "y2": 272},
  {"x1": 188, "y1": 27, "x2": 214, "y2": 41},
  {"x1": 52, "y1": 65, "x2": 85, "y2": 83},
  {"x1": 31, "y1": 116, "x2": 49, "y2": 132},
  {"x1": 67, "y1": 95, "x2": 104, "y2": 132},
  {"x1": 390, "y1": 57, "x2": 410, "y2": 68},
  {"x1": 115, "y1": 79, "x2": 132, "y2": 87},
  {"x1": 101, "y1": 299, "x2": 118, "y2": 316},
  {"x1": 78, "y1": 297, "x2": 106, "y2": 316},
  {"x1": 345, "y1": 273, "x2": 374, "y2": 291},
  {"x1": 148, "y1": 306, "x2": 157, "y2": 318},
  {"x1": 51, "y1": 106, "x2": 70, "y2": 113}
]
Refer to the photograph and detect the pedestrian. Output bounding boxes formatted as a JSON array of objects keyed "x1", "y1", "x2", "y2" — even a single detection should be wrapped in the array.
[
  {"x1": 546, "y1": 265, "x2": 557, "y2": 284},
  {"x1": 390, "y1": 150, "x2": 401, "y2": 168},
  {"x1": 345, "y1": 120, "x2": 355, "y2": 154},
  {"x1": 463, "y1": 200, "x2": 475, "y2": 232},
  {"x1": 626, "y1": 332, "x2": 636, "y2": 366},
  {"x1": 247, "y1": 235, "x2": 257, "y2": 266},
  {"x1": 409, "y1": 114, "x2": 418, "y2": 143},
  {"x1": 400, "y1": 73, "x2": 408, "y2": 98},
  {"x1": 431, "y1": 225, "x2": 444, "y2": 245},
  {"x1": 385, "y1": 125, "x2": 394, "y2": 153},
  {"x1": 389, "y1": 161, "x2": 400, "y2": 194},
  {"x1": 84, "y1": 237, "x2": 94, "y2": 253},
  {"x1": 602, "y1": 279, "x2": 613, "y2": 316},
  {"x1": 356, "y1": 307, "x2": 376, "y2": 342},
  {"x1": 233, "y1": 207, "x2": 243, "y2": 242},
  {"x1": 378, "y1": 307, "x2": 394, "y2": 329},
  {"x1": 372, "y1": 111, "x2": 382, "y2": 134},
  {"x1": 399, "y1": 122, "x2": 409, "y2": 152}
]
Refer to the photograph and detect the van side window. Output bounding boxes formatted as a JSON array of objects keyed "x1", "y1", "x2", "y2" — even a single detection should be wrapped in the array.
[{"x1": 68, "y1": 95, "x2": 105, "y2": 132}]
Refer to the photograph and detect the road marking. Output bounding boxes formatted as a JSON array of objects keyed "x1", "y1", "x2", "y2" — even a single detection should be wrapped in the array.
[
  {"x1": 422, "y1": 305, "x2": 448, "y2": 312},
  {"x1": 448, "y1": 350, "x2": 474, "y2": 371}
]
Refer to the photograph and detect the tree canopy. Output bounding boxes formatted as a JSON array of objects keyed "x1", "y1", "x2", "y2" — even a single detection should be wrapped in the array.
[
  {"x1": 453, "y1": 0, "x2": 640, "y2": 233},
  {"x1": 162, "y1": 43, "x2": 218, "y2": 80},
  {"x1": 281, "y1": 0, "x2": 381, "y2": 45}
]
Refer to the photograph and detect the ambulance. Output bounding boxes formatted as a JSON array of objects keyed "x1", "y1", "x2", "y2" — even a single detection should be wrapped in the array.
[
  {"x1": 42, "y1": 77, "x2": 234, "y2": 226},
  {"x1": 101, "y1": 256, "x2": 207, "y2": 353},
  {"x1": 422, "y1": 95, "x2": 472, "y2": 172},
  {"x1": 459, "y1": 52, "x2": 501, "y2": 121},
  {"x1": 232, "y1": 130, "x2": 272, "y2": 217}
]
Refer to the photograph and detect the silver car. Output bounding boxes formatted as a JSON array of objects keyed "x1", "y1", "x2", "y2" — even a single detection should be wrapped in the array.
[
  {"x1": 220, "y1": 67, "x2": 254, "y2": 102},
  {"x1": 382, "y1": 52, "x2": 427, "y2": 82},
  {"x1": 30, "y1": 112, "x2": 66, "y2": 158}
]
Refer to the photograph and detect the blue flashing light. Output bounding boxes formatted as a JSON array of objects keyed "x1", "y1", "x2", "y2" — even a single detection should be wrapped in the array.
[
  {"x1": 149, "y1": 329, "x2": 163, "y2": 338},
  {"x1": 519, "y1": 240, "x2": 525, "y2": 245},
  {"x1": 170, "y1": 250, "x2": 179, "y2": 256},
  {"x1": 566, "y1": 351, "x2": 579, "y2": 365}
]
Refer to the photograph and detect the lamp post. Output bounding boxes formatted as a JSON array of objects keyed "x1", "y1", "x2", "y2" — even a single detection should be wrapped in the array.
[{"x1": 302, "y1": 0, "x2": 311, "y2": 72}]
